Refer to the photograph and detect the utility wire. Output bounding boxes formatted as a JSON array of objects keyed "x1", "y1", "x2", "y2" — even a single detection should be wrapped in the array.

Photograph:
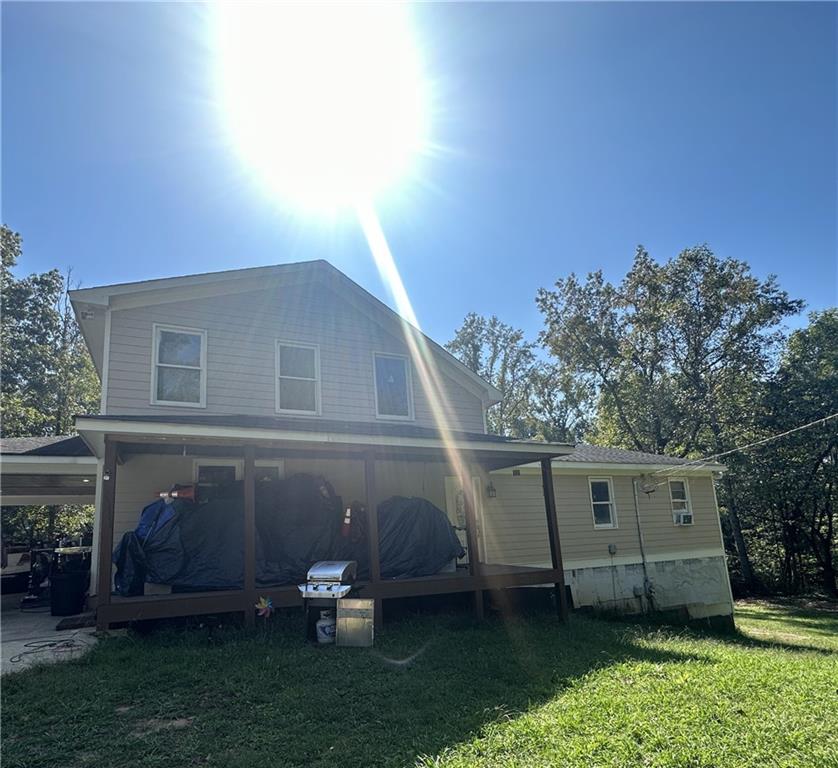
[{"x1": 649, "y1": 411, "x2": 838, "y2": 481}]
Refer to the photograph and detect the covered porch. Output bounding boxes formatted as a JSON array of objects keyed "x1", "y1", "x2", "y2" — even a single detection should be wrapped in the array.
[{"x1": 76, "y1": 415, "x2": 573, "y2": 632}]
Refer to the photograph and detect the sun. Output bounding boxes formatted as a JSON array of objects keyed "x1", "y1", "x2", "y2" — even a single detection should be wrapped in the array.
[{"x1": 214, "y1": 3, "x2": 429, "y2": 212}]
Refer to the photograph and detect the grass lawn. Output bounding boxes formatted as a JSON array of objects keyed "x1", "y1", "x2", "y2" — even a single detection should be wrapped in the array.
[{"x1": 2, "y1": 599, "x2": 836, "y2": 768}]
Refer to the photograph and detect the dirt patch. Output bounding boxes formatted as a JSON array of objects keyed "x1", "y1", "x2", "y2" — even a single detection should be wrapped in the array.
[
  {"x1": 115, "y1": 705, "x2": 133, "y2": 715},
  {"x1": 133, "y1": 717, "x2": 194, "y2": 737}
]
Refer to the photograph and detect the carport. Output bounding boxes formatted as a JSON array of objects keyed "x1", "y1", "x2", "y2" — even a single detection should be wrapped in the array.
[
  {"x1": 0, "y1": 435, "x2": 98, "y2": 506},
  {"x1": 0, "y1": 436, "x2": 99, "y2": 673}
]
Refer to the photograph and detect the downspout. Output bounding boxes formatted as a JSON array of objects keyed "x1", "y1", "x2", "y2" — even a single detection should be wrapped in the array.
[{"x1": 632, "y1": 478, "x2": 653, "y2": 612}]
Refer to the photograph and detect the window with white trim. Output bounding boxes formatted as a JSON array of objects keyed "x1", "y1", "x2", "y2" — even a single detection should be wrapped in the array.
[
  {"x1": 151, "y1": 325, "x2": 206, "y2": 407},
  {"x1": 669, "y1": 478, "x2": 693, "y2": 525},
  {"x1": 193, "y1": 459, "x2": 284, "y2": 501},
  {"x1": 194, "y1": 459, "x2": 241, "y2": 493},
  {"x1": 373, "y1": 353, "x2": 413, "y2": 419},
  {"x1": 276, "y1": 341, "x2": 320, "y2": 415},
  {"x1": 589, "y1": 477, "x2": 617, "y2": 528}
]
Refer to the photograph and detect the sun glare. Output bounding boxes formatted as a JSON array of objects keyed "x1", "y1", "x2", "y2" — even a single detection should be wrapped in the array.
[{"x1": 214, "y1": 3, "x2": 429, "y2": 212}]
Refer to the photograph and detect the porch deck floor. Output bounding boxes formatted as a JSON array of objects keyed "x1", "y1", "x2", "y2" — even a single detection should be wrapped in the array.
[{"x1": 109, "y1": 563, "x2": 551, "y2": 602}]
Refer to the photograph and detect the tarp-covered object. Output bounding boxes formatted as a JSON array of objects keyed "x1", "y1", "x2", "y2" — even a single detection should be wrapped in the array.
[
  {"x1": 256, "y1": 473, "x2": 343, "y2": 585},
  {"x1": 112, "y1": 475, "x2": 343, "y2": 593},
  {"x1": 377, "y1": 496, "x2": 465, "y2": 579},
  {"x1": 113, "y1": 499, "x2": 186, "y2": 596},
  {"x1": 112, "y1": 479, "x2": 464, "y2": 595}
]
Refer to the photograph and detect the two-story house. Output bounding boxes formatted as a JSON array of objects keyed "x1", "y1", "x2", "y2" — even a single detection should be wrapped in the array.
[{"x1": 0, "y1": 260, "x2": 734, "y2": 630}]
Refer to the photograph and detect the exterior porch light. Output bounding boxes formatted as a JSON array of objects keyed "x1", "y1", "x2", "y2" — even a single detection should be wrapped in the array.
[{"x1": 486, "y1": 481, "x2": 497, "y2": 498}]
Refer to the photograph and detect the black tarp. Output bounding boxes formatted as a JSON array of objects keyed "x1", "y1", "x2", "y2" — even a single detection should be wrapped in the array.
[
  {"x1": 256, "y1": 474, "x2": 343, "y2": 585},
  {"x1": 377, "y1": 496, "x2": 465, "y2": 579},
  {"x1": 112, "y1": 476, "x2": 464, "y2": 594}
]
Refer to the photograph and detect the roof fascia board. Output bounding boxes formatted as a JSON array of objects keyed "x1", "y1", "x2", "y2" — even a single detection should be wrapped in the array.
[
  {"x1": 75, "y1": 416, "x2": 572, "y2": 457},
  {"x1": 69, "y1": 300, "x2": 105, "y2": 377},
  {"x1": 491, "y1": 461, "x2": 724, "y2": 475},
  {"x1": 0, "y1": 456, "x2": 99, "y2": 473}
]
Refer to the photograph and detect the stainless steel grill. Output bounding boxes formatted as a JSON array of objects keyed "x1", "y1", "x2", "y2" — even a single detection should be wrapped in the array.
[
  {"x1": 298, "y1": 560, "x2": 357, "y2": 601},
  {"x1": 299, "y1": 560, "x2": 358, "y2": 643}
]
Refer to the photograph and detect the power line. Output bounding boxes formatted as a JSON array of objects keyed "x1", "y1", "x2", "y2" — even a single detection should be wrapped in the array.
[{"x1": 649, "y1": 411, "x2": 838, "y2": 480}]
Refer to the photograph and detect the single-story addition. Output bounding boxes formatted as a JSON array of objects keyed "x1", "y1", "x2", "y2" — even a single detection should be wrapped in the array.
[{"x1": 0, "y1": 260, "x2": 734, "y2": 630}]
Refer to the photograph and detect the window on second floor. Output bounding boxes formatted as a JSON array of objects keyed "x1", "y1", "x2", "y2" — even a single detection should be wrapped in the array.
[
  {"x1": 589, "y1": 477, "x2": 617, "y2": 528},
  {"x1": 151, "y1": 324, "x2": 206, "y2": 407},
  {"x1": 373, "y1": 352, "x2": 414, "y2": 420},
  {"x1": 276, "y1": 341, "x2": 320, "y2": 415}
]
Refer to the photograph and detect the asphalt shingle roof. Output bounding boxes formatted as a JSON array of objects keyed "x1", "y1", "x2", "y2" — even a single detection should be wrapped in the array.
[
  {"x1": 554, "y1": 444, "x2": 697, "y2": 466},
  {"x1": 0, "y1": 435, "x2": 92, "y2": 457}
]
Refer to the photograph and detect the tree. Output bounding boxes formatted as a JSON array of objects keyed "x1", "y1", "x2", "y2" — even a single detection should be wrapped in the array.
[
  {"x1": 1, "y1": 225, "x2": 100, "y2": 436},
  {"x1": 537, "y1": 245, "x2": 804, "y2": 587},
  {"x1": 1, "y1": 224, "x2": 100, "y2": 545},
  {"x1": 447, "y1": 313, "x2": 537, "y2": 436},
  {"x1": 740, "y1": 311, "x2": 838, "y2": 595},
  {"x1": 525, "y1": 364, "x2": 590, "y2": 443}
]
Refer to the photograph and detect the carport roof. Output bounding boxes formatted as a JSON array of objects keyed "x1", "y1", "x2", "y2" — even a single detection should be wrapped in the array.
[{"x1": 0, "y1": 435, "x2": 93, "y2": 457}]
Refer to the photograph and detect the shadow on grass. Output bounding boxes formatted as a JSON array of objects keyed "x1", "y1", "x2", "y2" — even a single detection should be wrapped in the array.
[{"x1": 2, "y1": 606, "x2": 711, "y2": 768}]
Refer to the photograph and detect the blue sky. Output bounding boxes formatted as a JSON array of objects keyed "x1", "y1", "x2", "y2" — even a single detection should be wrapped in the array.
[{"x1": 3, "y1": 2, "x2": 836, "y2": 345}]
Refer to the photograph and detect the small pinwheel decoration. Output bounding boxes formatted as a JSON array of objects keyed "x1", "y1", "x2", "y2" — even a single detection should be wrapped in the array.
[{"x1": 255, "y1": 596, "x2": 273, "y2": 618}]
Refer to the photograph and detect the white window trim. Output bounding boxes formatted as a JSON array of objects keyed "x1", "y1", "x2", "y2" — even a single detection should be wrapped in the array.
[
  {"x1": 151, "y1": 323, "x2": 207, "y2": 408},
  {"x1": 372, "y1": 351, "x2": 415, "y2": 421},
  {"x1": 193, "y1": 458, "x2": 242, "y2": 482},
  {"x1": 275, "y1": 340, "x2": 321, "y2": 416},
  {"x1": 588, "y1": 476, "x2": 618, "y2": 529},
  {"x1": 668, "y1": 477, "x2": 694, "y2": 525}
]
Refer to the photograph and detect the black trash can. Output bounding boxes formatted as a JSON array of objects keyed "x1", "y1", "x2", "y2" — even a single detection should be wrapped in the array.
[{"x1": 50, "y1": 571, "x2": 89, "y2": 616}]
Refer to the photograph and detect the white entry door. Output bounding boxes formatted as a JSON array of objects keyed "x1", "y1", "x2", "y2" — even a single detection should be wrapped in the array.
[{"x1": 444, "y1": 476, "x2": 485, "y2": 565}]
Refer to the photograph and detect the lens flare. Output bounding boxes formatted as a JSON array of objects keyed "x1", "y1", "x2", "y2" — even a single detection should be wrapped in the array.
[{"x1": 214, "y1": 3, "x2": 429, "y2": 212}]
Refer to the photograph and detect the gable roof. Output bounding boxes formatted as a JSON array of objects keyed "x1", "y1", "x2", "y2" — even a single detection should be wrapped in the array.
[{"x1": 69, "y1": 260, "x2": 501, "y2": 405}]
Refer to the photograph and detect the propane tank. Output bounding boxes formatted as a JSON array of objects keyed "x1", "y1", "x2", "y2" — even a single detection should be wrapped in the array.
[{"x1": 316, "y1": 610, "x2": 336, "y2": 644}]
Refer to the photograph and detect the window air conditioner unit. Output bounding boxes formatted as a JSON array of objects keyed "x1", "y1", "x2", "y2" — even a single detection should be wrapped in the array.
[{"x1": 673, "y1": 512, "x2": 694, "y2": 526}]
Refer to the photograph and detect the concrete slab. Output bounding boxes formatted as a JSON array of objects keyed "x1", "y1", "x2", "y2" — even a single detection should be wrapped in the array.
[{"x1": 1, "y1": 594, "x2": 96, "y2": 675}]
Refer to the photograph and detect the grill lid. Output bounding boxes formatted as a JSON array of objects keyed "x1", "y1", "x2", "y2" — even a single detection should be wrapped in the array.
[{"x1": 305, "y1": 560, "x2": 357, "y2": 584}]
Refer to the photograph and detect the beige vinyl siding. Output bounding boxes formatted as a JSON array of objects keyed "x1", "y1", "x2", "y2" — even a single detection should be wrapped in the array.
[
  {"x1": 105, "y1": 283, "x2": 485, "y2": 432},
  {"x1": 480, "y1": 474, "x2": 552, "y2": 567},
  {"x1": 636, "y1": 475, "x2": 725, "y2": 556},
  {"x1": 480, "y1": 471, "x2": 725, "y2": 568}
]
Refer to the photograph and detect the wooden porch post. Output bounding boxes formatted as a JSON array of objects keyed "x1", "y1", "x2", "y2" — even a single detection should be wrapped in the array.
[
  {"x1": 460, "y1": 471, "x2": 484, "y2": 620},
  {"x1": 95, "y1": 437, "x2": 118, "y2": 631},
  {"x1": 243, "y1": 446, "x2": 256, "y2": 629},
  {"x1": 541, "y1": 458, "x2": 569, "y2": 620},
  {"x1": 364, "y1": 453, "x2": 384, "y2": 631}
]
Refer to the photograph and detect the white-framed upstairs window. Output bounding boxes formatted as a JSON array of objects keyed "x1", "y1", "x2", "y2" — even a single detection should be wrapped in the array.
[
  {"x1": 373, "y1": 352, "x2": 414, "y2": 420},
  {"x1": 588, "y1": 476, "x2": 617, "y2": 529},
  {"x1": 669, "y1": 478, "x2": 694, "y2": 525},
  {"x1": 151, "y1": 324, "x2": 207, "y2": 407},
  {"x1": 276, "y1": 341, "x2": 321, "y2": 415}
]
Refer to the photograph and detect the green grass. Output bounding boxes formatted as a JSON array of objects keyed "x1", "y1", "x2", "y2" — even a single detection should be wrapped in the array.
[{"x1": 3, "y1": 600, "x2": 836, "y2": 768}]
